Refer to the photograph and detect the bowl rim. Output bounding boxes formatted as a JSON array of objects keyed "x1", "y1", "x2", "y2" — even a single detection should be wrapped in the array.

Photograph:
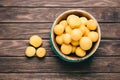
[{"x1": 50, "y1": 9, "x2": 101, "y2": 62}]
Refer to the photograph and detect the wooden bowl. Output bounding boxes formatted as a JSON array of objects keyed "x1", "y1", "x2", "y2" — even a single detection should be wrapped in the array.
[{"x1": 50, "y1": 10, "x2": 101, "y2": 62}]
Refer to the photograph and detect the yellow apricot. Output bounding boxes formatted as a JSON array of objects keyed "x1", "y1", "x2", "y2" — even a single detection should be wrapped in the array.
[
  {"x1": 88, "y1": 31, "x2": 99, "y2": 42},
  {"x1": 75, "y1": 47, "x2": 86, "y2": 57},
  {"x1": 71, "y1": 29, "x2": 83, "y2": 41},
  {"x1": 29, "y1": 35, "x2": 42, "y2": 48},
  {"x1": 36, "y1": 47, "x2": 46, "y2": 58},
  {"x1": 71, "y1": 40, "x2": 79, "y2": 46},
  {"x1": 80, "y1": 17, "x2": 88, "y2": 25},
  {"x1": 25, "y1": 46, "x2": 36, "y2": 57},
  {"x1": 59, "y1": 20, "x2": 68, "y2": 27},
  {"x1": 67, "y1": 15, "x2": 81, "y2": 28},
  {"x1": 63, "y1": 33, "x2": 71, "y2": 44},
  {"x1": 54, "y1": 24, "x2": 64, "y2": 35},
  {"x1": 61, "y1": 44, "x2": 72, "y2": 55},
  {"x1": 56, "y1": 35, "x2": 63, "y2": 45},
  {"x1": 72, "y1": 46, "x2": 76, "y2": 53},
  {"x1": 65, "y1": 25, "x2": 72, "y2": 34},
  {"x1": 87, "y1": 19, "x2": 97, "y2": 30},
  {"x1": 79, "y1": 25, "x2": 87, "y2": 35},
  {"x1": 79, "y1": 37, "x2": 92, "y2": 50},
  {"x1": 84, "y1": 28, "x2": 90, "y2": 36}
]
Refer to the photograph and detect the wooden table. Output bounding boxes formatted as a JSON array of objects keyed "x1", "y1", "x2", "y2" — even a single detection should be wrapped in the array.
[{"x1": 0, "y1": 0, "x2": 120, "y2": 80}]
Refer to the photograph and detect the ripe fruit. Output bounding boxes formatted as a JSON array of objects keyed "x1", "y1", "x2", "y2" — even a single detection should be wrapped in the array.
[
  {"x1": 63, "y1": 33, "x2": 71, "y2": 44},
  {"x1": 54, "y1": 24, "x2": 64, "y2": 35},
  {"x1": 61, "y1": 44, "x2": 72, "y2": 55},
  {"x1": 84, "y1": 28, "x2": 90, "y2": 36},
  {"x1": 67, "y1": 15, "x2": 81, "y2": 28},
  {"x1": 56, "y1": 35, "x2": 63, "y2": 45},
  {"x1": 79, "y1": 25, "x2": 88, "y2": 35},
  {"x1": 59, "y1": 20, "x2": 68, "y2": 27},
  {"x1": 71, "y1": 40, "x2": 79, "y2": 46},
  {"x1": 71, "y1": 29, "x2": 83, "y2": 41},
  {"x1": 87, "y1": 19, "x2": 97, "y2": 30},
  {"x1": 25, "y1": 46, "x2": 36, "y2": 57},
  {"x1": 29, "y1": 35, "x2": 42, "y2": 48},
  {"x1": 80, "y1": 37, "x2": 92, "y2": 50},
  {"x1": 72, "y1": 46, "x2": 76, "y2": 53},
  {"x1": 75, "y1": 47, "x2": 86, "y2": 57},
  {"x1": 36, "y1": 48, "x2": 46, "y2": 58},
  {"x1": 80, "y1": 17, "x2": 88, "y2": 25},
  {"x1": 88, "y1": 31, "x2": 99, "y2": 42},
  {"x1": 65, "y1": 25, "x2": 72, "y2": 34}
]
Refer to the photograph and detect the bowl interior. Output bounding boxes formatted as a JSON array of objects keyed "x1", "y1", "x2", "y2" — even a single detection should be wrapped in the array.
[{"x1": 51, "y1": 10, "x2": 101, "y2": 62}]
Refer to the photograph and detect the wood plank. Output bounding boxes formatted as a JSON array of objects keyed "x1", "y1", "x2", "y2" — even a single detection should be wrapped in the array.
[
  {"x1": 0, "y1": 57, "x2": 120, "y2": 72},
  {"x1": 0, "y1": 23, "x2": 119, "y2": 39},
  {"x1": 0, "y1": 23, "x2": 50, "y2": 39},
  {"x1": 0, "y1": 40, "x2": 120, "y2": 57},
  {"x1": 0, "y1": 73, "x2": 120, "y2": 80},
  {"x1": 0, "y1": 0, "x2": 119, "y2": 7},
  {"x1": 0, "y1": 8, "x2": 119, "y2": 22}
]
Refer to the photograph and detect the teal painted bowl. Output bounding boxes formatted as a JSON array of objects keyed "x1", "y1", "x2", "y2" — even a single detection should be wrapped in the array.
[{"x1": 50, "y1": 10, "x2": 101, "y2": 62}]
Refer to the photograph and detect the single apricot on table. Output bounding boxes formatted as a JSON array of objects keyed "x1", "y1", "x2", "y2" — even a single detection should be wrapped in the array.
[
  {"x1": 29, "y1": 35, "x2": 42, "y2": 48},
  {"x1": 25, "y1": 46, "x2": 36, "y2": 57},
  {"x1": 36, "y1": 47, "x2": 46, "y2": 58}
]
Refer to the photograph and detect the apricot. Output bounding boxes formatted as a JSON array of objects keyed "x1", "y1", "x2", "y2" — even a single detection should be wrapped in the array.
[
  {"x1": 80, "y1": 37, "x2": 92, "y2": 50},
  {"x1": 36, "y1": 48, "x2": 46, "y2": 58},
  {"x1": 56, "y1": 35, "x2": 63, "y2": 45},
  {"x1": 54, "y1": 24, "x2": 64, "y2": 35},
  {"x1": 71, "y1": 40, "x2": 79, "y2": 46},
  {"x1": 67, "y1": 15, "x2": 81, "y2": 28},
  {"x1": 80, "y1": 17, "x2": 88, "y2": 25},
  {"x1": 88, "y1": 31, "x2": 99, "y2": 42},
  {"x1": 71, "y1": 29, "x2": 83, "y2": 41},
  {"x1": 75, "y1": 47, "x2": 86, "y2": 57},
  {"x1": 65, "y1": 25, "x2": 72, "y2": 34},
  {"x1": 61, "y1": 44, "x2": 72, "y2": 55},
  {"x1": 29, "y1": 35, "x2": 42, "y2": 48},
  {"x1": 63, "y1": 33, "x2": 71, "y2": 44},
  {"x1": 25, "y1": 46, "x2": 36, "y2": 57},
  {"x1": 87, "y1": 19, "x2": 97, "y2": 30}
]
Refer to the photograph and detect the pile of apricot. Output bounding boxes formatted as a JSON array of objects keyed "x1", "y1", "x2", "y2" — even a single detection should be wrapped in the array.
[
  {"x1": 54, "y1": 14, "x2": 99, "y2": 57},
  {"x1": 25, "y1": 35, "x2": 46, "y2": 58}
]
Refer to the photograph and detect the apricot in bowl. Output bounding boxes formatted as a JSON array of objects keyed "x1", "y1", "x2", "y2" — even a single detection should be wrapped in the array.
[{"x1": 50, "y1": 10, "x2": 101, "y2": 62}]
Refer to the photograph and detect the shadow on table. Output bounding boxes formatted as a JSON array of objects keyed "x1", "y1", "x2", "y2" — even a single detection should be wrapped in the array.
[{"x1": 54, "y1": 55, "x2": 96, "y2": 73}]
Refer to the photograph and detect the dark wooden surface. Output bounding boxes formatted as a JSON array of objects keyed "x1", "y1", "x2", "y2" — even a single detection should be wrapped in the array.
[{"x1": 0, "y1": 0, "x2": 120, "y2": 80}]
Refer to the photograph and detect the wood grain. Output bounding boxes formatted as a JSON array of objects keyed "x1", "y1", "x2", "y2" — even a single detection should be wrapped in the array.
[
  {"x1": 0, "y1": 23, "x2": 120, "y2": 39},
  {"x1": 0, "y1": 57, "x2": 120, "y2": 73},
  {"x1": 0, "y1": 40, "x2": 120, "y2": 57},
  {"x1": 0, "y1": 8, "x2": 119, "y2": 22},
  {"x1": 0, "y1": 0, "x2": 119, "y2": 7},
  {"x1": 0, "y1": 0, "x2": 119, "y2": 80},
  {"x1": 0, "y1": 23, "x2": 50, "y2": 39},
  {"x1": 0, "y1": 73, "x2": 120, "y2": 80}
]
